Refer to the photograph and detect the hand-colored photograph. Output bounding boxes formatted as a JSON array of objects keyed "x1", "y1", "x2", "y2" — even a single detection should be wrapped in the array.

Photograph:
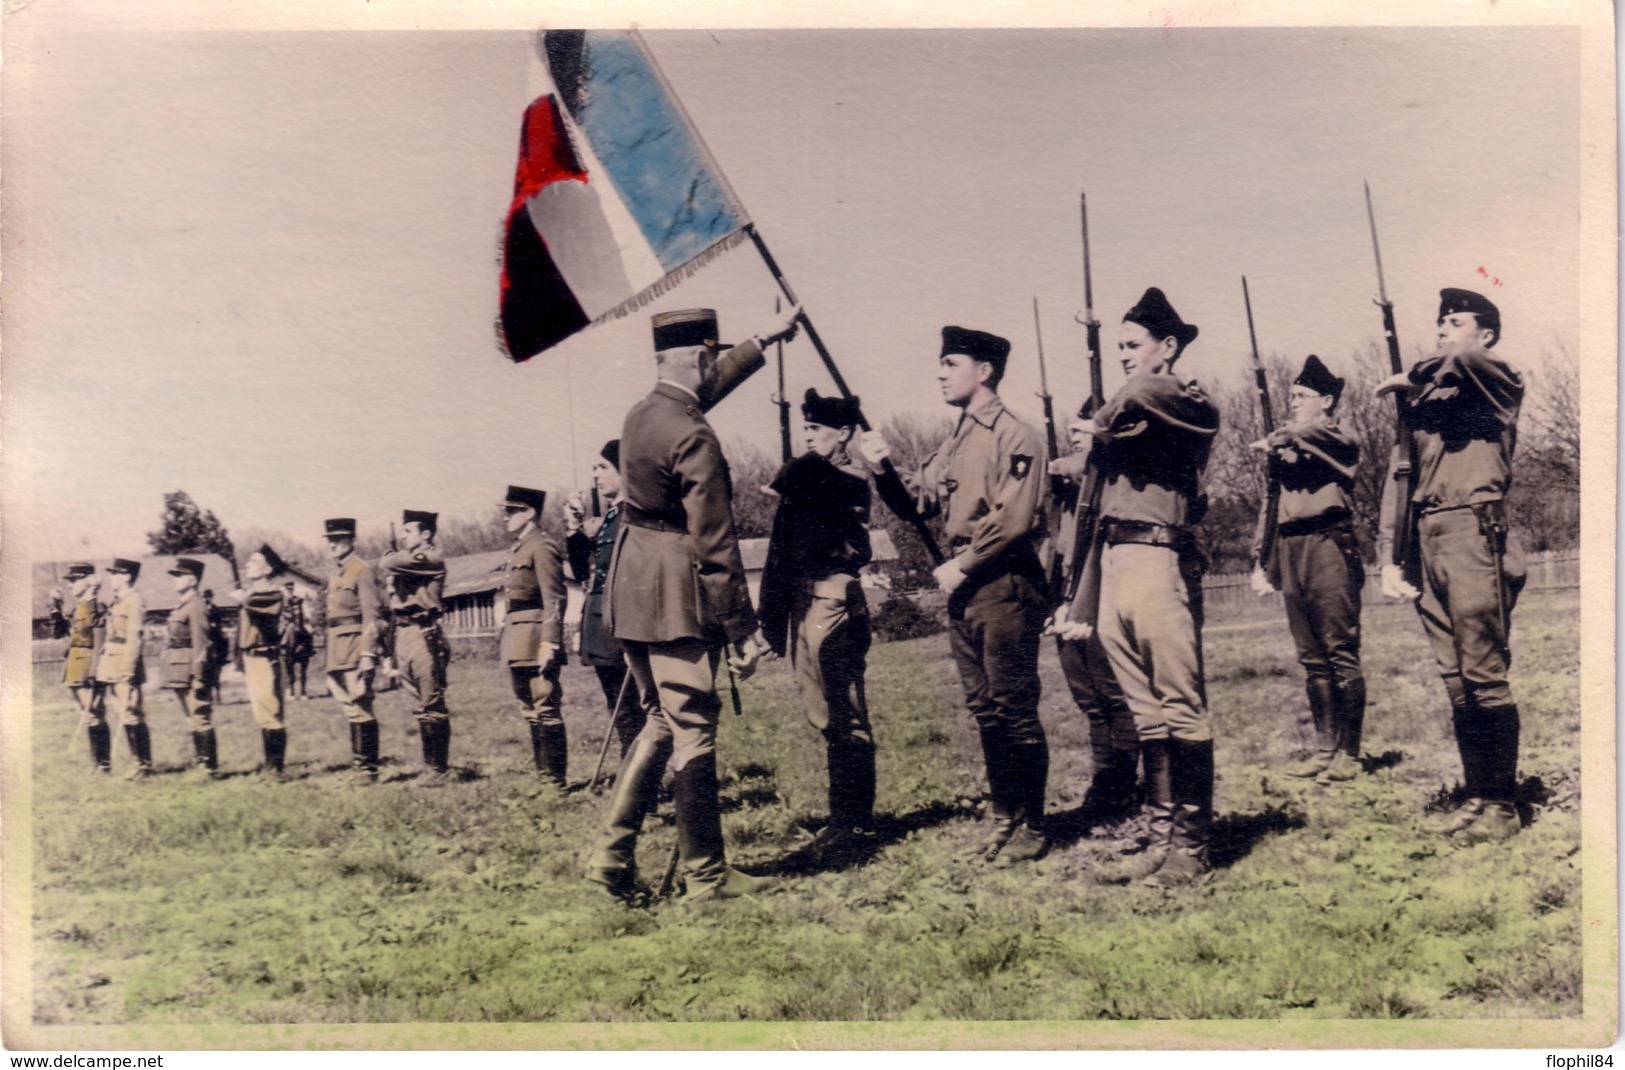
[{"x1": 2, "y1": 0, "x2": 1614, "y2": 1051}]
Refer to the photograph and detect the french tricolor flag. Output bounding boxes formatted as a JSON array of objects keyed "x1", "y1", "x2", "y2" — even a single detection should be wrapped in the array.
[{"x1": 498, "y1": 30, "x2": 751, "y2": 362}]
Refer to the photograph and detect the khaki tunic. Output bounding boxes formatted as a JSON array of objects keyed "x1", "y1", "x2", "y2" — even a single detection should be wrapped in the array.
[
  {"x1": 501, "y1": 529, "x2": 566, "y2": 667},
  {"x1": 63, "y1": 597, "x2": 106, "y2": 687},
  {"x1": 325, "y1": 556, "x2": 382, "y2": 672}
]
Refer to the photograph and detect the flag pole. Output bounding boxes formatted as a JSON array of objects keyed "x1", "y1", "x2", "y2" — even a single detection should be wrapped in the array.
[{"x1": 743, "y1": 224, "x2": 944, "y2": 565}]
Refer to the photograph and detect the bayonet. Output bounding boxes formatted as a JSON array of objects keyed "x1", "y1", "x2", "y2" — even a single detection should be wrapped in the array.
[
  {"x1": 1365, "y1": 181, "x2": 1421, "y2": 585},
  {"x1": 1243, "y1": 276, "x2": 1281, "y2": 572}
]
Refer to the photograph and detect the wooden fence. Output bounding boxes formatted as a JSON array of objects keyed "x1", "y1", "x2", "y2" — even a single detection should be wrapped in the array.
[{"x1": 1201, "y1": 549, "x2": 1580, "y2": 612}]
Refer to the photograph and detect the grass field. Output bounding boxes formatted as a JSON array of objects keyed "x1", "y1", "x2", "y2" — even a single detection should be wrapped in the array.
[{"x1": 27, "y1": 590, "x2": 1582, "y2": 1024}]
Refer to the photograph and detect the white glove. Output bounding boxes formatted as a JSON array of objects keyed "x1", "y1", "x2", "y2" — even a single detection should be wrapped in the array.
[
  {"x1": 1380, "y1": 563, "x2": 1420, "y2": 601},
  {"x1": 1250, "y1": 565, "x2": 1277, "y2": 596}
]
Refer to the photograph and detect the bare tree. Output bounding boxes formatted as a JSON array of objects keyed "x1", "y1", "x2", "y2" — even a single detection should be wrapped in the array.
[{"x1": 1507, "y1": 339, "x2": 1580, "y2": 551}]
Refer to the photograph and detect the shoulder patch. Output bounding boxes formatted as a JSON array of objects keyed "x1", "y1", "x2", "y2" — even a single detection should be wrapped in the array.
[{"x1": 1010, "y1": 454, "x2": 1033, "y2": 480}]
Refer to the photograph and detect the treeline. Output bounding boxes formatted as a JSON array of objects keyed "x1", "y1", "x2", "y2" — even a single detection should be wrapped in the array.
[{"x1": 723, "y1": 339, "x2": 1580, "y2": 587}]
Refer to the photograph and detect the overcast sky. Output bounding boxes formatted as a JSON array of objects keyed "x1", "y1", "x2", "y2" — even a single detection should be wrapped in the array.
[{"x1": 3, "y1": 23, "x2": 1583, "y2": 561}]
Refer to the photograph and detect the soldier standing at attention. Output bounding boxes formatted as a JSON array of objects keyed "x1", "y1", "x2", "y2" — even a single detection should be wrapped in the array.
[
  {"x1": 162, "y1": 558, "x2": 220, "y2": 777},
  {"x1": 860, "y1": 326, "x2": 1053, "y2": 867},
  {"x1": 96, "y1": 559, "x2": 150, "y2": 779},
  {"x1": 500, "y1": 485, "x2": 569, "y2": 787},
  {"x1": 1057, "y1": 288, "x2": 1219, "y2": 886},
  {"x1": 759, "y1": 389, "x2": 878, "y2": 867},
  {"x1": 238, "y1": 545, "x2": 296, "y2": 778},
  {"x1": 380, "y1": 510, "x2": 454, "y2": 778},
  {"x1": 280, "y1": 583, "x2": 314, "y2": 700},
  {"x1": 1249, "y1": 355, "x2": 1366, "y2": 784},
  {"x1": 1049, "y1": 412, "x2": 1140, "y2": 826},
  {"x1": 62, "y1": 563, "x2": 111, "y2": 773},
  {"x1": 1376, "y1": 288, "x2": 1526, "y2": 845},
  {"x1": 585, "y1": 303, "x2": 800, "y2": 903},
  {"x1": 563, "y1": 441, "x2": 645, "y2": 757},
  {"x1": 323, "y1": 520, "x2": 384, "y2": 782}
]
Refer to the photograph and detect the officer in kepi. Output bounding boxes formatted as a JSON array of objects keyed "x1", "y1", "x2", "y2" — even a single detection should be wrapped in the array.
[
  {"x1": 759, "y1": 389, "x2": 879, "y2": 868},
  {"x1": 323, "y1": 518, "x2": 384, "y2": 782},
  {"x1": 1377, "y1": 287, "x2": 1527, "y2": 845},
  {"x1": 861, "y1": 326, "x2": 1053, "y2": 868},
  {"x1": 1250, "y1": 355, "x2": 1367, "y2": 785},
  {"x1": 380, "y1": 510, "x2": 455, "y2": 779},
  {"x1": 1059, "y1": 288, "x2": 1220, "y2": 887},
  {"x1": 499, "y1": 485, "x2": 569, "y2": 787},
  {"x1": 96, "y1": 560, "x2": 150, "y2": 778},
  {"x1": 62, "y1": 562, "x2": 111, "y2": 773},
  {"x1": 163, "y1": 557, "x2": 221, "y2": 777},
  {"x1": 585, "y1": 303, "x2": 800, "y2": 903}
]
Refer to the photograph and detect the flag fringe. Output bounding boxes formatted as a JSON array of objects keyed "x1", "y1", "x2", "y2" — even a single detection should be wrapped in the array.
[{"x1": 588, "y1": 228, "x2": 750, "y2": 327}]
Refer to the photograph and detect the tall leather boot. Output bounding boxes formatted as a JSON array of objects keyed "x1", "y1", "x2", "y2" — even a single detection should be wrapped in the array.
[
  {"x1": 995, "y1": 737, "x2": 1049, "y2": 867},
  {"x1": 528, "y1": 720, "x2": 548, "y2": 771},
  {"x1": 261, "y1": 728, "x2": 287, "y2": 778},
  {"x1": 1318, "y1": 676, "x2": 1367, "y2": 783},
  {"x1": 585, "y1": 732, "x2": 671, "y2": 900},
  {"x1": 123, "y1": 724, "x2": 153, "y2": 780},
  {"x1": 675, "y1": 753, "x2": 774, "y2": 901},
  {"x1": 1149, "y1": 738, "x2": 1214, "y2": 887},
  {"x1": 1097, "y1": 737, "x2": 1172, "y2": 884},
  {"x1": 192, "y1": 729, "x2": 220, "y2": 775},
  {"x1": 1287, "y1": 677, "x2": 1337, "y2": 777},
  {"x1": 974, "y1": 725, "x2": 1019, "y2": 858},
  {"x1": 88, "y1": 723, "x2": 112, "y2": 775},
  {"x1": 435, "y1": 719, "x2": 452, "y2": 774},
  {"x1": 356, "y1": 721, "x2": 379, "y2": 781},
  {"x1": 417, "y1": 720, "x2": 437, "y2": 773},
  {"x1": 539, "y1": 723, "x2": 569, "y2": 789},
  {"x1": 1452, "y1": 702, "x2": 1521, "y2": 845},
  {"x1": 347, "y1": 723, "x2": 364, "y2": 772},
  {"x1": 827, "y1": 738, "x2": 877, "y2": 831}
]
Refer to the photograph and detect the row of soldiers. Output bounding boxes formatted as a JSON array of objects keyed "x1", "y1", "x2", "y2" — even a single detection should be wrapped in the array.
[{"x1": 59, "y1": 284, "x2": 1527, "y2": 901}]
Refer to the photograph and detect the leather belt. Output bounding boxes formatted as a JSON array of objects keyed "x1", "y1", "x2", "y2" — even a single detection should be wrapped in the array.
[
  {"x1": 1102, "y1": 519, "x2": 1193, "y2": 549},
  {"x1": 328, "y1": 615, "x2": 362, "y2": 626},
  {"x1": 621, "y1": 504, "x2": 686, "y2": 534},
  {"x1": 1277, "y1": 512, "x2": 1353, "y2": 538},
  {"x1": 506, "y1": 599, "x2": 541, "y2": 613},
  {"x1": 395, "y1": 611, "x2": 441, "y2": 625},
  {"x1": 806, "y1": 574, "x2": 860, "y2": 599}
]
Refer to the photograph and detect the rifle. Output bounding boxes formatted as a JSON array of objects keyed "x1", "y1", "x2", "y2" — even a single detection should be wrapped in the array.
[
  {"x1": 773, "y1": 295, "x2": 793, "y2": 463},
  {"x1": 1062, "y1": 191, "x2": 1108, "y2": 624},
  {"x1": 1365, "y1": 181, "x2": 1420, "y2": 586},
  {"x1": 1033, "y1": 297, "x2": 1065, "y2": 602},
  {"x1": 746, "y1": 224, "x2": 944, "y2": 564},
  {"x1": 1242, "y1": 276, "x2": 1281, "y2": 574}
]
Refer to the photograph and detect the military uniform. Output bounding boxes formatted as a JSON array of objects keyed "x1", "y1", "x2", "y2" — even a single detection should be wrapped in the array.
[
  {"x1": 95, "y1": 560, "x2": 151, "y2": 778},
  {"x1": 1379, "y1": 288, "x2": 1526, "y2": 843},
  {"x1": 1088, "y1": 288, "x2": 1219, "y2": 884},
  {"x1": 1255, "y1": 356, "x2": 1366, "y2": 783},
  {"x1": 239, "y1": 546, "x2": 292, "y2": 775},
  {"x1": 906, "y1": 327, "x2": 1051, "y2": 864},
  {"x1": 587, "y1": 308, "x2": 771, "y2": 901},
  {"x1": 380, "y1": 510, "x2": 454, "y2": 775},
  {"x1": 323, "y1": 519, "x2": 383, "y2": 778},
  {"x1": 62, "y1": 564, "x2": 112, "y2": 772},
  {"x1": 1051, "y1": 447, "x2": 1139, "y2": 822},
  {"x1": 163, "y1": 558, "x2": 220, "y2": 775},
  {"x1": 759, "y1": 390, "x2": 877, "y2": 855},
  {"x1": 501, "y1": 487, "x2": 570, "y2": 783},
  {"x1": 565, "y1": 440, "x2": 646, "y2": 758},
  {"x1": 280, "y1": 592, "x2": 314, "y2": 699}
]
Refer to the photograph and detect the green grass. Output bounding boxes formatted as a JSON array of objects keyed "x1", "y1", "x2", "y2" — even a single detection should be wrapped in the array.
[{"x1": 29, "y1": 591, "x2": 1581, "y2": 1023}]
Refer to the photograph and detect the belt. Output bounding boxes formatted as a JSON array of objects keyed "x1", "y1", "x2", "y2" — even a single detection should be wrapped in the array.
[
  {"x1": 106, "y1": 637, "x2": 130, "y2": 645},
  {"x1": 1277, "y1": 513, "x2": 1353, "y2": 538},
  {"x1": 328, "y1": 615, "x2": 362, "y2": 627},
  {"x1": 1419, "y1": 498, "x2": 1502, "y2": 519},
  {"x1": 1102, "y1": 519, "x2": 1193, "y2": 549},
  {"x1": 244, "y1": 647, "x2": 277, "y2": 657},
  {"x1": 395, "y1": 611, "x2": 441, "y2": 625},
  {"x1": 621, "y1": 504, "x2": 686, "y2": 534},
  {"x1": 806, "y1": 574, "x2": 860, "y2": 599},
  {"x1": 166, "y1": 640, "x2": 192, "y2": 649},
  {"x1": 506, "y1": 598, "x2": 541, "y2": 613}
]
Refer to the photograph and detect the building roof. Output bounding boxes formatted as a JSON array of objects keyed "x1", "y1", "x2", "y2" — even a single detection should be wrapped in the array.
[
  {"x1": 444, "y1": 549, "x2": 510, "y2": 599},
  {"x1": 33, "y1": 554, "x2": 238, "y2": 618}
]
